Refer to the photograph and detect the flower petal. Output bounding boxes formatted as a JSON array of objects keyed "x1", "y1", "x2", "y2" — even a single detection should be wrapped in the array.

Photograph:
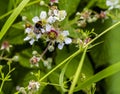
[
  {"x1": 46, "y1": 24, "x2": 52, "y2": 32},
  {"x1": 58, "y1": 43, "x2": 64, "y2": 50},
  {"x1": 25, "y1": 28, "x2": 32, "y2": 33},
  {"x1": 64, "y1": 37, "x2": 72, "y2": 44},
  {"x1": 40, "y1": 11, "x2": 47, "y2": 20},
  {"x1": 47, "y1": 16, "x2": 56, "y2": 24},
  {"x1": 29, "y1": 39, "x2": 35, "y2": 45},
  {"x1": 24, "y1": 36, "x2": 31, "y2": 41},
  {"x1": 62, "y1": 30, "x2": 69, "y2": 36},
  {"x1": 32, "y1": 16, "x2": 40, "y2": 23}
]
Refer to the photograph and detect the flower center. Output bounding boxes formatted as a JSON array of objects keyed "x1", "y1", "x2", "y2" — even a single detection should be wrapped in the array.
[{"x1": 48, "y1": 30, "x2": 58, "y2": 40}]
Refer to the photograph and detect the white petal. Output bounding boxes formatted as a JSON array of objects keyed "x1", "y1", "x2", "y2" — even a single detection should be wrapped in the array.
[
  {"x1": 36, "y1": 34, "x2": 41, "y2": 39},
  {"x1": 25, "y1": 28, "x2": 32, "y2": 33},
  {"x1": 46, "y1": 24, "x2": 51, "y2": 32},
  {"x1": 24, "y1": 36, "x2": 31, "y2": 41},
  {"x1": 32, "y1": 16, "x2": 40, "y2": 23},
  {"x1": 40, "y1": 11, "x2": 47, "y2": 19},
  {"x1": 29, "y1": 39, "x2": 35, "y2": 45},
  {"x1": 48, "y1": 10, "x2": 52, "y2": 16},
  {"x1": 47, "y1": 16, "x2": 56, "y2": 24},
  {"x1": 64, "y1": 38, "x2": 72, "y2": 44},
  {"x1": 41, "y1": 28, "x2": 45, "y2": 33},
  {"x1": 57, "y1": 10, "x2": 67, "y2": 21},
  {"x1": 106, "y1": 0, "x2": 119, "y2": 6},
  {"x1": 62, "y1": 30, "x2": 69, "y2": 36},
  {"x1": 53, "y1": 9, "x2": 59, "y2": 16},
  {"x1": 58, "y1": 43, "x2": 64, "y2": 50}
]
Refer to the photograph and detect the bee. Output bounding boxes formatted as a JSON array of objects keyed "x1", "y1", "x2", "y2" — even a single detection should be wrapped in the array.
[{"x1": 33, "y1": 21, "x2": 43, "y2": 34}]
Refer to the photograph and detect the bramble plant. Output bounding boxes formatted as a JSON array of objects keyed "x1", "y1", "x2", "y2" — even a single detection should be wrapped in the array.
[{"x1": 1, "y1": 0, "x2": 120, "y2": 94}]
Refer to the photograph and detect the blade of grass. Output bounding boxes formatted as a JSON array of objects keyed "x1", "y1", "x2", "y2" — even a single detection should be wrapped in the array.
[
  {"x1": 39, "y1": 21, "x2": 120, "y2": 82},
  {"x1": 75, "y1": 61, "x2": 120, "y2": 91},
  {"x1": 68, "y1": 46, "x2": 88, "y2": 94},
  {"x1": 39, "y1": 49, "x2": 82, "y2": 82},
  {"x1": 0, "y1": 0, "x2": 30, "y2": 40},
  {"x1": 0, "y1": 0, "x2": 40, "y2": 20},
  {"x1": 59, "y1": 59, "x2": 73, "y2": 92}
]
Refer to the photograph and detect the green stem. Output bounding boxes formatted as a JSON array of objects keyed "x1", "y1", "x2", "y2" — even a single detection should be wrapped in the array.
[
  {"x1": 68, "y1": 46, "x2": 88, "y2": 94},
  {"x1": 85, "y1": 21, "x2": 120, "y2": 48},
  {"x1": 0, "y1": 67, "x2": 15, "y2": 93},
  {"x1": 39, "y1": 49, "x2": 81, "y2": 82},
  {"x1": 0, "y1": 80, "x2": 5, "y2": 93}
]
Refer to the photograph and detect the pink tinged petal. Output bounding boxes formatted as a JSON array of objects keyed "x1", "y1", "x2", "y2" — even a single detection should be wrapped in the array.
[
  {"x1": 40, "y1": 11, "x2": 47, "y2": 19},
  {"x1": 32, "y1": 16, "x2": 40, "y2": 23},
  {"x1": 29, "y1": 39, "x2": 35, "y2": 45},
  {"x1": 64, "y1": 38, "x2": 72, "y2": 44},
  {"x1": 58, "y1": 43, "x2": 64, "y2": 50},
  {"x1": 24, "y1": 36, "x2": 31, "y2": 41}
]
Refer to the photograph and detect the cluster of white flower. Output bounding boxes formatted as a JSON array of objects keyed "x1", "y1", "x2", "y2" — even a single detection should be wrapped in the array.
[
  {"x1": 24, "y1": 4, "x2": 72, "y2": 50},
  {"x1": 28, "y1": 80, "x2": 40, "y2": 91},
  {"x1": 106, "y1": 0, "x2": 120, "y2": 10},
  {"x1": 16, "y1": 80, "x2": 40, "y2": 94}
]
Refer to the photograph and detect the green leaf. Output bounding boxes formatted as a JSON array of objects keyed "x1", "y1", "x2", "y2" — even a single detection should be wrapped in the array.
[
  {"x1": 96, "y1": 0, "x2": 108, "y2": 9},
  {"x1": 18, "y1": 49, "x2": 32, "y2": 68},
  {"x1": 58, "y1": 0, "x2": 81, "y2": 16},
  {"x1": 5, "y1": 28, "x2": 25, "y2": 44},
  {"x1": 20, "y1": 4, "x2": 48, "y2": 22},
  {"x1": 75, "y1": 61, "x2": 120, "y2": 91},
  {"x1": 0, "y1": 0, "x2": 30, "y2": 40},
  {"x1": 12, "y1": 21, "x2": 24, "y2": 30}
]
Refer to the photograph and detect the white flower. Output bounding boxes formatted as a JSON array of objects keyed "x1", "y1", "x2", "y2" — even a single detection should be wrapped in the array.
[
  {"x1": 24, "y1": 28, "x2": 41, "y2": 45},
  {"x1": 30, "y1": 56, "x2": 40, "y2": 67},
  {"x1": 28, "y1": 80, "x2": 40, "y2": 91},
  {"x1": 106, "y1": 0, "x2": 120, "y2": 10},
  {"x1": 54, "y1": 10, "x2": 67, "y2": 21},
  {"x1": 32, "y1": 11, "x2": 47, "y2": 23},
  {"x1": 57, "y1": 30, "x2": 72, "y2": 50}
]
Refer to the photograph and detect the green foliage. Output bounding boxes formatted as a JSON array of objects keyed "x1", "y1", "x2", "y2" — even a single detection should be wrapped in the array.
[{"x1": 1, "y1": 0, "x2": 120, "y2": 94}]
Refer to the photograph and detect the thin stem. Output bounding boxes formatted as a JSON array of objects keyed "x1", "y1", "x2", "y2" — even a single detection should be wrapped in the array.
[
  {"x1": 85, "y1": 21, "x2": 120, "y2": 48},
  {"x1": 68, "y1": 46, "x2": 88, "y2": 94},
  {"x1": 0, "y1": 80, "x2": 5, "y2": 93},
  {"x1": 0, "y1": 56, "x2": 12, "y2": 61},
  {"x1": 0, "y1": 67, "x2": 15, "y2": 93},
  {"x1": 40, "y1": 41, "x2": 52, "y2": 58},
  {"x1": 39, "y1": 49, "x2": 81, "y2": 82},
  {"x1": 41, "y1": 82, "x2": 61, "y2": 87}
]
